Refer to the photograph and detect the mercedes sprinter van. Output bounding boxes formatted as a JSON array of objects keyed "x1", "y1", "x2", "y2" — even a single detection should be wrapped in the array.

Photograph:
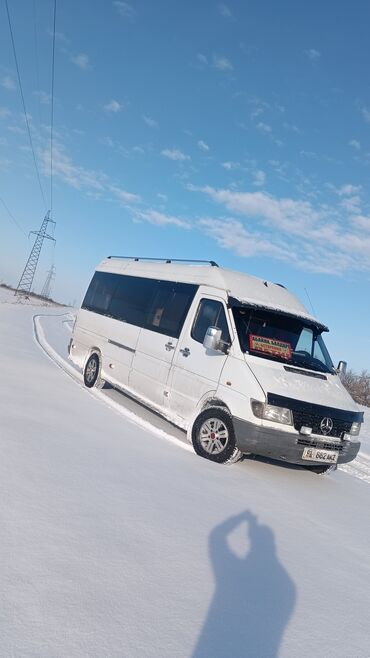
[{"x1": 69, "y1": 257, "x2": 363, "y2": 471}]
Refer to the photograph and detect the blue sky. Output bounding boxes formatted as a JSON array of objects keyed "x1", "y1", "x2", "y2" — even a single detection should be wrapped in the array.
[{"x1": 1, "y1": 0, "x2": 370, "y2": 371}]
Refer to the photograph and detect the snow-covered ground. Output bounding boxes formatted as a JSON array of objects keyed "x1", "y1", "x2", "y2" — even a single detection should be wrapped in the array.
[{"x1": 1, "y1": 287, "x2": 370, "y2": 658}]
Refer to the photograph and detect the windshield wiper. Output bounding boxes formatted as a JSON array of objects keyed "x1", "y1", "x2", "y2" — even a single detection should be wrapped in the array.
[{"x1": 290, "y1": 356, "x2": 330, "y2": 374}]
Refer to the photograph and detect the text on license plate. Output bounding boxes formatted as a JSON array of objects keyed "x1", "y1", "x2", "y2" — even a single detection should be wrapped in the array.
[{"x1": 302, "y1": 447, "x2": 339, "y2": 463}]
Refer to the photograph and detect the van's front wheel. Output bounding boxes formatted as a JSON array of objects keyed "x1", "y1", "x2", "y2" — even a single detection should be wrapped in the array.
[
  {"x1": 83, "y1": 353, "x2": 100, "y2": 388},
  {"x1": 191, "y1": 408, "x2": 242, "y2": 464}
]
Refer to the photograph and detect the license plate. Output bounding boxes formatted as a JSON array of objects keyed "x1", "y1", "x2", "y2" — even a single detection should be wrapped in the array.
[{"x1": 302, "y1": 447, "x2": 339, "y2": 463}]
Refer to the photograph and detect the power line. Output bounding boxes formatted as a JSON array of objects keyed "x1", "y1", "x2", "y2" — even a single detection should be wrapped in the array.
[
  {"x1": 0, "y1": 194, "x2": 27, "y2": 237},
  {"x1": 32, "y1": 0, "x2": 42, "y2": 129},
  {"x1": 50, "y1": 0, "x2": 57, "y2": 216},
  {"x1": 4, "y1": 0, "x2": 47, "y2": 211}
]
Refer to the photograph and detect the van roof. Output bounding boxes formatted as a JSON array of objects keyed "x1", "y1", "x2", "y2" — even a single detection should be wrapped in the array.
[{"x1": 96, "y1": 257, "x2": 327, "y2": 330}]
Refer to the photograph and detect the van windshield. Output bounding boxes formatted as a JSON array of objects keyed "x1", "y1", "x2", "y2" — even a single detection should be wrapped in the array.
[{"x1": 232, "y1": 307, "x2": 334, "y2": 373}]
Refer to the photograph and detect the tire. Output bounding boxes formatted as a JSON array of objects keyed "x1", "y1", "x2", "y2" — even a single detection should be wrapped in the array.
[
  {"x1": 83, "y1": 353, "x2": 100, "y2": 388},
  {"x1": 191, "y1": 407, "x2": 242, "y2": 464}
]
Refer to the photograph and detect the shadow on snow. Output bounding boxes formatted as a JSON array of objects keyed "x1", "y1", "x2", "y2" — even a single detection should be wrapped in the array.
[{"x1": 192, "y1": 511, "x2": 296, "y2": 658}]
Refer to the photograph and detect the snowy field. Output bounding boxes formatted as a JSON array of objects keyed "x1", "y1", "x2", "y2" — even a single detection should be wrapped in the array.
[{"x1": 1, "y1": 286, "x2": 370, "y2": 658}]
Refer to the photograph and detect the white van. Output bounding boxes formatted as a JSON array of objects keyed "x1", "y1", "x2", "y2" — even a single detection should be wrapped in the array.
[{"x1": 69, "y1": 256, "x2": 363, "y2": 471}]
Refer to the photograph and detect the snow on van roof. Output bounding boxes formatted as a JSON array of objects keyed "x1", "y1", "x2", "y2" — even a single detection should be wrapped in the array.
[{"x1": 97, "y1": 257, "x2": 327, "y2": 329}]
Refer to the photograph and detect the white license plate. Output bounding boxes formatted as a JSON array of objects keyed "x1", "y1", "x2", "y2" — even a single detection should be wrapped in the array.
[{"x1": 302, "y1": 447, "x2": 339, "y2": 463}]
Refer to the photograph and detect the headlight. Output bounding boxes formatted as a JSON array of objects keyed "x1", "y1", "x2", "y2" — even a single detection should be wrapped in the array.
[
  {"x1": 251, "y1": 399, "x2": 293, "y2": 425},
  {"x1": 350, "y1": 421, "x2": 361, "y2": 436}
]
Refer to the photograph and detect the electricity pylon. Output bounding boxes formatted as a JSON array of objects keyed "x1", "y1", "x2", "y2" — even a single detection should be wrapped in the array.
[
  {"x1": 40, "y1": 264, "x2": 56, "y2": 300},
  {"x1": 15, "y1": 211, "x2": 56, "y2": 298}
]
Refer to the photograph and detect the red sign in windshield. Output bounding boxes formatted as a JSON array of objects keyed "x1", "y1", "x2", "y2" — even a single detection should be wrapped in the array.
[{"x1": 249, "y1": 334, "x2": 292, "y2": 360}]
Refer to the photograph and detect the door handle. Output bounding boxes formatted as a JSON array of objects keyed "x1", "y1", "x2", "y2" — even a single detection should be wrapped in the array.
[
  {"x1": 180, "y1": 347, "x2": 190, "y2": 357},
  {"x1": 165, "y1": 341, "x2": 175, "y2": 351}
]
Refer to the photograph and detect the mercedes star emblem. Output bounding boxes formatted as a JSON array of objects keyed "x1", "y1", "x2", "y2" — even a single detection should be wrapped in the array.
[{"x1": 320, "y1": 417, "x2": 333, "y2": 435}]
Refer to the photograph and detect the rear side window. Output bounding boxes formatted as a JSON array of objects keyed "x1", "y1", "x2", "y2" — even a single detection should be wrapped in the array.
[
  {"x1": 192, "y1": 299, "x2": 231, "y2": 344},
  {"x1": 145, "y1": 281, "x2": 197, "y2": 338},
  {"x1": 109, "y1": 276, "x2": 156, "y2": 326},
  {"x1": 82, "y1": 271, "x2": 197, "y2": 336},
  {"x1": 82, "y1": 271, "x2": 119, "y2": 313}
]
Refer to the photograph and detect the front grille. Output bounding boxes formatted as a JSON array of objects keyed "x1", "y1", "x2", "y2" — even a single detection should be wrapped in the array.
[
  {"x1": 292, "y1": 410, "x2": 352, "y2": 439},
  {"x1": 297, "y1": 437, "x2": 344, "y2": 452},
  {"x1": 267, "y1": 392, "x2": 363, "y2": 440}
]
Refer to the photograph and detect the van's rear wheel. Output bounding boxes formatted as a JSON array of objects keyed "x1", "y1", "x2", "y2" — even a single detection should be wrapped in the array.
[
  {"x1": 83, "y1": 353, "x2": 100, "y2": 388},
  {"x1": 191, "y1": 408, "x2": 242, "y2": 464}
]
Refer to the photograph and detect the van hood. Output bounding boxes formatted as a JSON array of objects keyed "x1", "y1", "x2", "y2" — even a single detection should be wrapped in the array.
[{"x1": 245, "y1": 355, "x2": 359, "y2": 413}]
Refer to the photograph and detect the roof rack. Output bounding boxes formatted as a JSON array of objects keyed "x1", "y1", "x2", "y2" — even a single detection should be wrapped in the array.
[{"x1": 107, "y1": 256, "x2": 219, "y2": 267}]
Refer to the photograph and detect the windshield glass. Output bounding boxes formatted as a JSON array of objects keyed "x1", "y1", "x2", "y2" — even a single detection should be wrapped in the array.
[{"x1": 232, "y1": 307, "x2": 334, "y2": 373}]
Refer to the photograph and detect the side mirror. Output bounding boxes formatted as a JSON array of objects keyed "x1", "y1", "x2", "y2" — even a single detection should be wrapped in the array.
[
  {"x1": 337, "y1": 360, "x2": 347, "y2": 375},
  {"x1": 203, "y1": 326, "x2": 222, "y2": 351}
]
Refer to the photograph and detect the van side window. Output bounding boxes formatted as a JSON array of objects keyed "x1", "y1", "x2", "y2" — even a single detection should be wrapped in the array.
[
  {"x1": 145, "y1": 281, "x2": 197, "y2": 338},
  {"x1": 109, "y1": 276, "x2": 156, "y2": 326},
  {"x1": 144, "y1": 281, "x2": 197, "y2": 338},
  {"x1": 191, "y1": 299, "x2": 231, "y2": 344},
  {"x1": 83, "y1": 272, "x2": 197, "y2": 334},
  {"x1": 82, "y1": 271, "x2": 119, "y2": 313}
]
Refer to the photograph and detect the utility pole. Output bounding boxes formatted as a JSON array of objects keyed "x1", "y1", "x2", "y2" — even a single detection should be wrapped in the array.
[
  {"x1": 40, "y1": 264, "x2": 56, "y2": 300},
  {"x1": 15, "y1": 211, "x2": 56, "y2": 299}
]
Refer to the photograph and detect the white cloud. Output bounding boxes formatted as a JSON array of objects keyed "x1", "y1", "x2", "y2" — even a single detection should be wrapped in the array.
[
  {"x1": 100, "y1": 136, "x2": 115, "y2": 147},
  {"x1": 361, "y1": 107, "x2": 370, "y2": 123},
  {"x1": 351, "y1": 215, "x2": 370, "y2": 231},
  {"x1": 0, "y1": 107, "x2": 11, "y2": 118},
  {"x1": 198, "y1": 140, "x2": 209, "y2": 152},
  {"x1": 135, "y1": 209, "x2": 190, "y2": 228},
  {"x1": 110, "y1": 185, "x2": 141, "y2": 204},
  {"x1": 213, "y1": 55, "x2": 233, "y2": 71},
  {"x1": 256, "y1": 122, "x2": 272, "y2": 135},
  {"x1": 197, "y1": 53, "x2": 208, "y2": 65},
  {"x1": 340, "y1": 195, "x2": 362, "y2": 214},
  {"x1": 253, "y1": 170, "x2": 266, "y2": 187},
  {"x1": 114, "y1": 1, "x2": 136, "y2": 19},
  {"x1": 104, "y1": 99, "x2": 123, "y2": 113},
  {"x1": 33, "y1": 90, "x2": 51, "y2": 105},
  {"x1": 39, "y1": 138, "x2": 142, "y2": 209},
  {"x1": 201, "y1": 218, "x2": 291, "y2": 261},
  {"x1": 196, "y1": 185, "x2": 321, "y2": 234},
  {"x1": 1, "y1": 76, "x2": 15, "y2": 90},
  {"x1": 337, "y1": 184, "x2": 362, "y2": 197},
  {"x1": 132, "y1": 145, "x2": 145, "y2": 154},
  {"x1": 283, "y1": 121, "x2": 300, "y2": 134},
  {"x1": 349, "y1": 139, "x2": 361, "y2": 150},
  {"x1": 221, "y1": 161, "x2": 240, "y2": 170},
  {"x1": 218, "y1": 3, "x2": 233, "y2": 18},
  {"x1": 40, "y1": 140, "x2": 106, "y2": 191},
  {"x1": 304, "y1": 48, "x2": 321, "y2": 61},
  {"x1": 300, "y1": 150, "x2": 318, "y2": 159},
  {"x1": 0, "y1": 157, "x2": 12, "y2": 171},
  {"x1": 191, "y1": 184, "x2": 370, "y2": 274},
  {"x1": 143, "y1": 115, "x2": 158, "y2": 128},
  {"x1": 157, "y1": 193, "x2": 168, "y2": 202},
  {"x1": 49, "y1": 30, "x2": 70, "y2": 45},
  {"x1": 7, "y1": 125, "x2": 24, "y2": 134},
  {"x1": 71, "y1": 53, "x2": 90, "y2": 70},
  {"x1": 161, "y1": 148, "x2": 190, "y2": 162}
]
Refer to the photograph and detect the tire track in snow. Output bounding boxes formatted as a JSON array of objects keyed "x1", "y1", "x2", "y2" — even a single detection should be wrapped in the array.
[
  {"x1": 33, "y1": 313, "x2": 193, "y2": 455},
  {"x1": 339, "y1": 454, "x2": 370, "y2": 485}
]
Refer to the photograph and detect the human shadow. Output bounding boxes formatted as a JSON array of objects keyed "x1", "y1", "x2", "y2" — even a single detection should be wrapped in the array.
[{"x1": 192, "y1": 511, "x2": 296, "y2": 658}]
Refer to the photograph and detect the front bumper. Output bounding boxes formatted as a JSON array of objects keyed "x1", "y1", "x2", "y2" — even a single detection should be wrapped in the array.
[{"x1": 233, "y1": 417, "x2": 360, "y2": 466}]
